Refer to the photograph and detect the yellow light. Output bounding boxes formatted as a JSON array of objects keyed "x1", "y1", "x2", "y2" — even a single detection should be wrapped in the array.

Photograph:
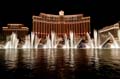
[{"x1": 59, "y1": 10, "x2": 64, "y2": 16}]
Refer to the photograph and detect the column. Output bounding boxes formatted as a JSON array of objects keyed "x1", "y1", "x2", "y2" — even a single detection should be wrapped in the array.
[
  {"x1": 75, "y1": 23, "x2": 77, "y2": 35},
  {"x1": 83, "y1": 21, "x2": 85, "y2": 35},
  {"x1": 58, "y1": 22, "x2": 59, "y2": 36},
  {"x1": 45, "y1": 22, "x2": 46, "y2": 36},
  {"x1": 37, "y1": 21, "x2": 38, "y2": 36},
  {"x1": 59, "y1": 22, "x2": 60, "y2": 36},
  {"x1": 77, "y1": 22, "x2": 78, "y2": 36},
  {"x1": 62, "y1": 22, "x2": 64, "y2": 36},
  {"x1": 40, "y1": 22, "x2": 41, "y2": 38},
  {"x1": 86, "y1": 22, "x2": 88, "y2": 34},
  {"x1": 35, "y1": 21, "x2": 36, "y2": 35},
  {"x1": 41, "y1": 22, "x2": 43, "y2": 38},
  {"x1": 84, "y1": 21, "x2": 86, "y2": 35},
  {"x1": 44, "y1": 20, "x2": 45, "y2": 37},
  {"x1": 83, "y1": 21, "x2": 85, "y2": 36},
  {"x1": 50, "y1": 22, "x2": 51, "y2": 33},
  {"x1": 88, "y1": 21, "x2": 90, "y2": 34},
  {"x1": 81, "y1": 22, "x2": 83, "y2": 36},
  {"x1": 56, "y1": 23, "x2": 58, "y2": 35},
  {"x1": 78, "y1": 23, "x2": 80, "y2": 36},
  {"x1": 48, "y1": 23, "x2": 49, "y2": 34},
  {"x1": 66, "y1": 23, "x2": 68, "y2": 35},
  {"x1": 55, "y1": 23, "x2": 56, "y2": 33},
  {"x1": 32, "y1": 21, "x2": 34, "y2": 32},
  {"x1": 38, "y1": 21, "x2": 39, "y2": 36}
]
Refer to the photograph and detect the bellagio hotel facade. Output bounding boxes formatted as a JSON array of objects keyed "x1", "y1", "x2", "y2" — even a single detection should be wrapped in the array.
[{"x1": 32, "y1": 10, "x2": 91, "y2": 38}]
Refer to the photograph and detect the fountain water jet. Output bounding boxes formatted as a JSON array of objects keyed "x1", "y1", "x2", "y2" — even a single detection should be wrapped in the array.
[
  {"x1": 22, "y1": 32, "x2": 41, "y2": 49},
  {"x1": 3, "y1": 29, "x2": 120, "y2": 49},
  {"x1": 63, "y1": 31, "x2": 87, "y2": 49},
  {"x1": 4, "y1": 32, "x2": 19, "y2": 49},
  {"x1": 118, "y1": 29, "x2": 120, "y2": 40},
  {"x1": 63, "y1": 34, "x2": 70, "y2": 49},
  {"x1": 70, "y1": 31, "x2": 74, "y2": 48},
  {"x1": 43, "y1": 31, "x2": 58, "y2": 48},
  {"x1": 94, "y1": 30, "x2": 98, "y2": 48},
  {"x1": 86, "y1": 32, "x2": 94, "y2": 48},
  {"x1": 34, "y1": 34, "x2": 41, "y2": 48},
  {"x1": 99, "y1": 36, "x2": 111, "y2": 48},
  {"x1": 51, "y1": 32, "x2": 57, "y2": 48},
  {"x1": 43, "y1": 35, "x2": 52, "y2": 49},
  {"x1": 108, "y1": 32, "x2": 119, "y2": 48}
]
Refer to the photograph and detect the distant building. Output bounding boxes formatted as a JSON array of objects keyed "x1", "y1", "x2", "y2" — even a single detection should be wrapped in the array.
[
  {"x1": 98, "y1": 22, "x2": 120, "y2": 42},
  {"x1": 32, "y1": 10, "x2": 91, "y2": 38},
  {"x1": 2, "y1": 23, "x2": 29, "y2": 40}
]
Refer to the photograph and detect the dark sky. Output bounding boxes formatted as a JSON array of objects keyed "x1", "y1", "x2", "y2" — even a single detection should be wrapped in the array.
[
  {"x1": 0, "y1": 0, "x2": 31, "y2": 31},
  {"x1": 0, "y1": 0, "x2": 120, "y2": 31}
]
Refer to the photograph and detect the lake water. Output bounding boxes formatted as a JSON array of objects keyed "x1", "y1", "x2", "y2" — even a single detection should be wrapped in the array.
[{"x1": 0, "y1": 49, "x2": 120, "y2": 79}]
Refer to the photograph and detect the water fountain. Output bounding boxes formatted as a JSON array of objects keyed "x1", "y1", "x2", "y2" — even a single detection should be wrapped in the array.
[
  {"x1": 98, "y1": 32, "x2": 119, "y2": 48},
  {"x1": 70, "y1": 31, "x2": 74, "y2": 48},
  {"x1": 2, "y1": 29, "x2": 120, "y2": 49},
  {"x1": 117, "y1": 29, "x2": 120, "y2": 45},
  {"x1": 94, "y1": 30, "x2": 98, "y2": 48},
  {"x1": 43, "y1": 35, "x2": 52, "y2": 49},
  {"x1": 63, "y1": 31, "x2": 82, "y2": 49},
  {"x1": 51, "y1": 31, "x2": 57, "y2": 48},
  {"x1": 43, "y1": 31, "x2": 58, "y2": 48},
  {"x1": 86, "y1": 32, "x2": 94, "y2": 48},
  {"x1": 22, "y1": 32, "x2": 41, "y2": 49},
  {"x1": 63, "y1": 33, "x2": 70, "y2": 49},
  {"x1": 34, "y1": 34, "x2": 41, "y2": 48},
  {"x1": 99, "y1": 36, "x2": 111, "y2": 48},
  {"x1": 4, "y1": 32, "x2": 19, "y2": 49},
  {"x1": 108, "y1": 32, "x2": 119, "y2": 48}
]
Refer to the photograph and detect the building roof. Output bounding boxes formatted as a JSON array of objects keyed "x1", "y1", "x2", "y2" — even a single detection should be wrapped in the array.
[
  {"x1": 2, "y1": 23, "x2": 29, "y2": 30},
  {"x1": 7, "y1": 23, "x2": 23, "y2": 26},
  {"x1": 99, "y1": 22, "x2": 119, "y2": 33},
  {"x1": 38, "y1": 11, "x2": 84, "y2": 18}
]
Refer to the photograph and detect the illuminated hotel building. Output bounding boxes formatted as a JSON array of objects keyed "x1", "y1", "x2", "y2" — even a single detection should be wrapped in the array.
[
  {"x1": 2, "y1": 24, "x2": 29, "y2": 39},
  {"x1": 32, "y1": 10, "x2": 91, "y2": 38},
  {"x1": 98, "y1": 22, "x2": 120, "y2": 42}
]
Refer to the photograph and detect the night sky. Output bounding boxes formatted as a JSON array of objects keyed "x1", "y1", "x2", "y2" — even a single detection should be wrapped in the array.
[{"x1": 0, "y1": 0, "x2": 120, "y2": 32}]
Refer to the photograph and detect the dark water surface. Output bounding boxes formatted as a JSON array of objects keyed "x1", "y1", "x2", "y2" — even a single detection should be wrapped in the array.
[{"x1": 0, "y1": 49, "x2": 120, "y2": 79}]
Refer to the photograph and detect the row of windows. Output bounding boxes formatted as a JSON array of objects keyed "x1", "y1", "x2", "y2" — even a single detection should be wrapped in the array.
[
  {"x1": 33, "y1": 20, "x2": 90, "y2": 24},
  {"x1": 33, "y1": 21, "x2": 90, "y2": 38},
  {"x1": 33, "y1": 16, "x2": 90, "y2": 22}
]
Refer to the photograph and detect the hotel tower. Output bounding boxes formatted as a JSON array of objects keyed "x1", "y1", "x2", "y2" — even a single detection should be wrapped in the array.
[{"x1": 32, "y1": 10, "x2": 91, "y2": 38}]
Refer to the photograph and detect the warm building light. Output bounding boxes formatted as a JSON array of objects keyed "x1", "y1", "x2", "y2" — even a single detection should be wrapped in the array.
[
  {"x1": 32, "y1": 11, "x2": 91, "y2": 38},
  {"x1": 7, "y1": 24, "x2": 23, "y2": 26},
  {"x1": 2, "y1": 23, "x2": 29, "y2": 39},
  {"x1": 59, "y1": 10, "x2": 64, "y2": 16}
]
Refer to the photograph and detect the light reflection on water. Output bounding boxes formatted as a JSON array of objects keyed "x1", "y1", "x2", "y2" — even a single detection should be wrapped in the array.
[
  {"x1": 5, "y1": 49, "x2": 18, "y2": 69},
  {"x1": 22, "y1": 49, "x2": 38, "y2": 69},
  {"x1": 46, "y1": 49, "x2": 57, "y2": 71},
  {"x1": 64, "y1": 49, "x2": 75, "y2": 70},
  {"x1": 0, "y1": 49, "x2": 120, "y2": 79}
]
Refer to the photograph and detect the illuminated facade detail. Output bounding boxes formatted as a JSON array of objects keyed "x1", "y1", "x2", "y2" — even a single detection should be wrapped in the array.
[
  {"x1": 32, "y1": 11, "x2": 91, "y2": 38},
  {"x1": 59, "y1": 10, "x2": 64, "y2": 16},
  {"x1": 2, "y1": 24, "x2": 29, "y2": 39},
  {"x1": 98, "y1": 22, "x2": 120, "y2": 42}
]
